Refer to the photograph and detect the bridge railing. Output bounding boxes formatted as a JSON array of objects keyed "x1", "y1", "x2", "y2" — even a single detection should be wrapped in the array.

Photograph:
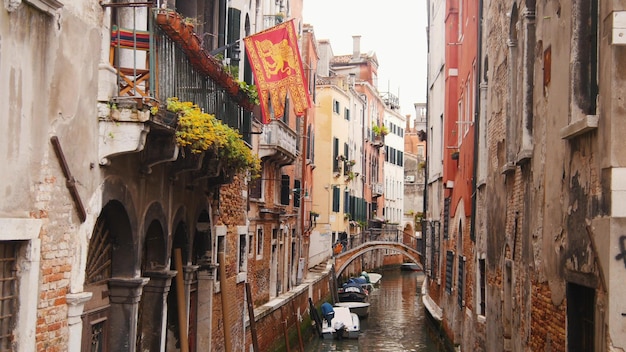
[{"x1": 334, "y1": 227, "x2": 422, "y2": 255}]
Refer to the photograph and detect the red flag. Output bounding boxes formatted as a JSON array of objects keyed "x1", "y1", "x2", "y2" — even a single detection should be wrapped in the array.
[{"x1": 243, "y1": 19, "x2": 311, "y2": 124}]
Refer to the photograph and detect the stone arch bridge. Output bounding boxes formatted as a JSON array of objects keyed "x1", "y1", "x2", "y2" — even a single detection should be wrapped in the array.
[{"x1": 334, "y1": 241, "x2": 423, "y2": 277}]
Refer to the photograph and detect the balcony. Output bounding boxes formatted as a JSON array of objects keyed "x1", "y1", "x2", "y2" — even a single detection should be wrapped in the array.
[
  {"x1": 99, "y1": 8, "x2": 257, "y2": 174},
  {"x1": 372, "y1": 183, "x2": 384, "y2": 197},
  {"x1": 258, "y1": 119, "x2": 298, "y2": 166}
]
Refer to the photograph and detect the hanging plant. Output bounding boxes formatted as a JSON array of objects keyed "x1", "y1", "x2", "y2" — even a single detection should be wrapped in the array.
[
  {"x1": 372, "y1": 124, "x2": 389, "y2": 136},
  {"x1": 167, "y1": 97, "x2": 261, "y2": 176},
  {"x1": 238, "y1": 81, "x2": 259, "y2": 105}
]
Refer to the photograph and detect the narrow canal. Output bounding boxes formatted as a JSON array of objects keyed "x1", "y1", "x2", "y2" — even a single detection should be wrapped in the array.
[{"x1": 304, "y1": 267, "x2": 443, "y2": 351}]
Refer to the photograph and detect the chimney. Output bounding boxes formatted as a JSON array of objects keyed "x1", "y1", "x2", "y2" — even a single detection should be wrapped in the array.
[{"x1": 352, "y1": 35, "x2": 361, "y2": 61}]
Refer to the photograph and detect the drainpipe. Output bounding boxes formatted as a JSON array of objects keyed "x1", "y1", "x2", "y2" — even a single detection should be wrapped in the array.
[
  {"x1": 423, "y1": 0, "x2": 431, "y2": 239},
  {"x1": 300, "y1": 108, "x2": 309, "y2": 280},
  {"x1": 470, "y1": 0, "x2": 484, "y2": 242}
]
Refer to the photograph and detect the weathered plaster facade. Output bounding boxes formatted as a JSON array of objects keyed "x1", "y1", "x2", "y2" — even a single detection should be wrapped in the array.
[{"x1": 425, "y1": 0, "x2": 626, "y2": 350}]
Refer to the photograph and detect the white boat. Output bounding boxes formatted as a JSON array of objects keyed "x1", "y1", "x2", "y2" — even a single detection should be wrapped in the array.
[
  {"x1": 334, "y1": 301, "x2": 370, "y2": 318},
  {"x1": 321, "y1": 306, "x2": 360, "y2": 339},
  {"x1": 367, "y1": 272, "x2": 382, "y2": 286},
  {"x1": 401, "y1": 262, "x2": 423, "y2": 272}
]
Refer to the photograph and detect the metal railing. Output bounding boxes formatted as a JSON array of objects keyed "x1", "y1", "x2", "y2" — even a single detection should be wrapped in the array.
[
  {"x1": 333, "y1": 226, "x2": 416, "y2": 254},
  {"x1": 153, "y1": 27, "x2": 249, "y2": 134}
]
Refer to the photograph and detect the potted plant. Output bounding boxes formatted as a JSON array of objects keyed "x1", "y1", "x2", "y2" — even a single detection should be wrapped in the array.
[
  {"x1": 167, "y1": 97, "x2": 261, "y2": 177},
  {"x1": 372, "y1": 124, "x2": 389, "y2": 137}
]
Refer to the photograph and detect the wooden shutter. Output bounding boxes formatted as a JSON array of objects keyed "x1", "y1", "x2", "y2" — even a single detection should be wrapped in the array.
[{"x1": 280, "y1": 175, "x2": 290, "y2": 205}]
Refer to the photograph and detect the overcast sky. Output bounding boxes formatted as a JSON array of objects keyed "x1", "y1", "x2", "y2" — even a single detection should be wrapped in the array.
[{"x1": 302, "y1": 1, "x2": 429, "y2": 118}]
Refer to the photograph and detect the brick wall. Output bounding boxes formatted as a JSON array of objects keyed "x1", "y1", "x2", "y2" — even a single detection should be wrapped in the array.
[
  {"x1": 35, "y1": 150, "x2": 72, "y2": 351},
  {"x1": 245, "y1": 271, "x2": 332, "y2": 351},
  {"x1": 529, "y1": 281, "x2": 565, "y2": 352}
]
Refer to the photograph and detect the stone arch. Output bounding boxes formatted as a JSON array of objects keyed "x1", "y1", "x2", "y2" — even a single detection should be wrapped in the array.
[
  {"x1": 142, "y1": 201, "x2": 168, "y2": 269},
  {"x1": 170, "y1": 205, "x2": 189, "y2": 262},
  {"x1": 82, "y1": 196, "x2": 139, "y2": 351},
  {"x1": 509, "y1": 3, "x2": 519, "y2": 40},
  {"x1": 137, "y1": 201, "x2": 170, "y2": 352},
  {"x1": 192, "y1": 207, "x2": 213, "y2": 265},
  {"x1": 335, "y1": 242, "x2": 423, "y2": 277},
  {"x1": 454, "y1": 199, "x2": 466, "y2": 253}
]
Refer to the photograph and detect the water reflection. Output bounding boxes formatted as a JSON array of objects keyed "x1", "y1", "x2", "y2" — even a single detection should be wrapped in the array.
[{"x1": 305, "y1": 268, "x2": 441, "y2": 352}]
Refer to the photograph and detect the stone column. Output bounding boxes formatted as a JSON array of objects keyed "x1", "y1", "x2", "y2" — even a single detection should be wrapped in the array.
[
  {"x1": 108, "y1": 277, "x2": 149, "y2": 352},
  {"x1": 67, "y1": 292, "x2": 93, "y2": 352},
  {"x1": 183, "y1": 265, "x2": 199, "y2": 348},
  {"x1": 139, "y1": 270, "x2": 177, "y2": 352},
  {"x1": 195, "y1": 263, "x2": 216, "y2": 351}
]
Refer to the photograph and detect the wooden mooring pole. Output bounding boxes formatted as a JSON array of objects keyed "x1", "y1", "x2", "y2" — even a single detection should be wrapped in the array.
[
  {"x1": 174, "y1": 248, "x2": 189, "y2": 352},
  {"x1": 245, "y1": 282, "x2": 260, "y2": 352},
  {"x1": 291, "y1": 300, "x2": 304, "y2": 352}
]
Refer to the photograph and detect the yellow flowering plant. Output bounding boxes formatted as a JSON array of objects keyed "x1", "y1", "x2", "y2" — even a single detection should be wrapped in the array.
[{"x1": 167, "y1": 97, "x2": 261, "y2": 177}]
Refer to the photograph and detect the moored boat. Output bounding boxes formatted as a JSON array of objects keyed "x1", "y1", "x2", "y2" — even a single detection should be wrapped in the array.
[
  {"x1": 366, "y1": 272, "x2": 382, "y2": 286},
  {"x1": 400, "y1": 262, "x2": 423, "y2": 271},
  {"x1": 338, "y1": 282, "x2": 369, "y2": 302},
  {"x1": 321, "y1": 306, "x2": 360, "y2": 339},
  {"x1": 334, "y1": 301, "x2": 370, "y2": 318}
]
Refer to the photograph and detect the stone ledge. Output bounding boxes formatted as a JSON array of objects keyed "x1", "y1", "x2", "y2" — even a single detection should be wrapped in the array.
[{"x1": 560, "y1": 115, "x2": 599, "y2": 139}]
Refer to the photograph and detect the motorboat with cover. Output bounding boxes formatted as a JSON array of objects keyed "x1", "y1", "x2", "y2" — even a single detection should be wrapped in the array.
[{"x1": 338, "y1": 279, "x2": 369, "y2": 302}]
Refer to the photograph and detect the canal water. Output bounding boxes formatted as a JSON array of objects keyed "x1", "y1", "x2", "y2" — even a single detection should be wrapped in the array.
[{"x1": 304, "y1": 267, "x2": 442, "y2": 351}]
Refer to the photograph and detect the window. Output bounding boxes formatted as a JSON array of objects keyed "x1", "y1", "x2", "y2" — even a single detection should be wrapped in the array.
[
  {"x1": 0, "y1": 242, "x2": 18, "y2": 350},
  {"x1": 333, "y1": 138, "x2": 339, "y2": 172},
  {"x1": 573, "y1": 0, "x2": 598, "y2": 115},
  {"x1": 332, "y1": 186, "x2": 340, "y2": 212},
  {"x1": 280, "y1": 175, "x2": 290, "y2": 205},
  {"x1": 256, "y1": 227, "x2": 264, "y2": 259},
  {"x1": 238, "y1": 230, "x2": 247, "y2": 273},
  {"x1": 344, "y1": 107, "x2": 350, "y2": 120},
  {"x1": 216, "y1": 226, "x2": 226, "y2": 282},
  {"x1": 464, "y1": 78, "x2": 471, "y2": 137},
  {"x1": 333, "y1": 100, "x2": 340, "y2": 114},
  {"x1": 458, "y1": 0, "x2": 463, "y2": 39},
  {"x1": 443, "y1": 197, "x2": 451, "y2": 239},
  {"x1": 567, "y1": 282, "x2": 595, "y2": 351},
  {"x1": 249, "y1": 168, "x2": 263, "y2": 199},
  {"x1": 457, "y1": 100, "x2": 463, "y2": 147},
  {"x1": 282, "y1": 95, "x2": 290, "y2": 124},
  {"x1": 478, "y1": 258, "x2": 486, "y2": 316},
  {"x1": 503, "y1": 259, "x2": 513, "y2": 338},
  {"x1": 457, "y1": 255, "x2": 465, "y2": 308},
  {"x1": 248, "y1": 232, "x2": 254, "y2": 256},
  {"x1": 445, "y1": 250, "x2": 454, "y2": 294},
  {"x1": 293, "y1": 179, "x2": 301, "y2": 208}
]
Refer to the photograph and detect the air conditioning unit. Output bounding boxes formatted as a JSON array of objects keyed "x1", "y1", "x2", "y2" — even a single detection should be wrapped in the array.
[{"x1": 405, "y1": 175, "x2": 415, "y2": 183}]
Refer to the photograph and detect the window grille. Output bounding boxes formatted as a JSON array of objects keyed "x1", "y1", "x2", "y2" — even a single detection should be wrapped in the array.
[
  {"x1": 457, "y1": 256, "x2": 465, "y2": 308},
  {"x1": 445, "y1": 250, "x2": 454, "y2": 294},
  {"x1": 0, "y1": 241, "x2": 18, "y2": 350}
]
